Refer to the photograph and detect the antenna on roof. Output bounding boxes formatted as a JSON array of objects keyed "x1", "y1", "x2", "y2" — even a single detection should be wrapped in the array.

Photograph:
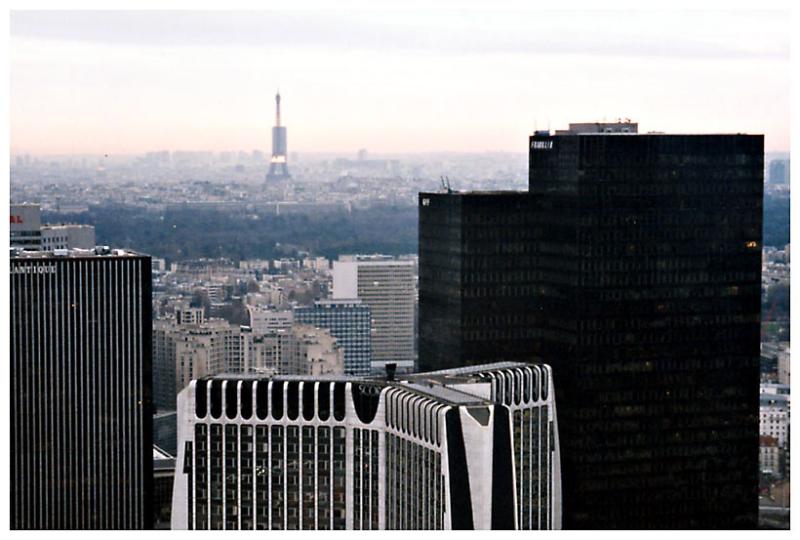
[{"x1": 440, "y1": 176, "x2": 453, "y2": 194}]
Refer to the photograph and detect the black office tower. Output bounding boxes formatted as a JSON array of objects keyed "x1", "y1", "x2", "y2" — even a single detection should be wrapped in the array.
[
  {"x1": 10, "y1": 248, "x2": 153, "y2": 529},
  {"x1": 419, "y1": 128, "x2": 763, "y2": 528},
  {"x1": 528, "y1": 131, "x2": 762, "y2": 529},
  {"x1": 419, "y1": 191, "x2": 540, "y2": 370}
]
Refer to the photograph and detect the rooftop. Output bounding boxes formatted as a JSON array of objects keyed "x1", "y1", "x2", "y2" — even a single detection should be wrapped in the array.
[
  {"x1": 196, "y1": 361, "x2": 546, "y2": 407},
  {"x1": 11, "y1": 246, "x2": 145, "y2": 259},
  {"x1": 312, "y1": 298, "x2": 364, "y2": 306},
  {"x1": 200, "y1": 372, "x2": 362, "y2": 383},
  {"x1": 420, "y1": 190, "x2": 526, "y2": 197},
  {"x1": 554, "y1": 121, "x2": 638, "y2": 135},
  {"x1": 400, "y1": 382, "x2": 490, "y2": 406}
]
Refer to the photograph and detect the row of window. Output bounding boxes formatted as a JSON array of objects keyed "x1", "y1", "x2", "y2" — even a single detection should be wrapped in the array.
[
  {"x1": 385, "y1": 434, "x2": 444, "y2": 530},
  {"x1": 575, "y1": 210, "x2": 759, "y2": 228},
  {"x1": 190, "y1": 423, "x2": 347, "y2": 529},
  {"x1": 512, "y1": 407, "x2": 552, "y2": 529},
  {"x1": 352, "y1": 428, "x2": 380, "y2": 529}
]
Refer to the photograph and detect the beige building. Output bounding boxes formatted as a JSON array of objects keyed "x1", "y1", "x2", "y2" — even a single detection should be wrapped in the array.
[
  {"x1": 778, "y1": 345, "x2": 790, "y2": 385},
  {"x1": 760, "y1": 436, "x2": 783, "y2": 477},
  {"x1": 247, "y1": 306, "x2": 294, "y2": 334},
  {"x1": 175, "y1": 304, "x2": 205, "y2": 325},
  {"x1": 174, "y1": 320, "x2": 241, "y2": 390},
  {"x1": 293, "y1": 324, "x2": 345, "y2": 376},
  {"x1": 153, "y1": 316, "x2": 241, "y2": 411},
  {"x1": 156, "y1": 312, "x2": 344, "y2": 411},
  {"x1": 240, "y1": 324, "x2": 344, "y2": 376}
]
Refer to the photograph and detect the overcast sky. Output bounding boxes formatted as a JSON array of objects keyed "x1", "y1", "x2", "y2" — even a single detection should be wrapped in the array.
[{"x1": 9, "y1": 10, "x2": 791, "y2": 155}]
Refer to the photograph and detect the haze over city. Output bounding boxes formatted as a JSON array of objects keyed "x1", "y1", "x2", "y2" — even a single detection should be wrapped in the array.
[{"x1": 10, "y1": 9, "x2": 791, "y2": 156}]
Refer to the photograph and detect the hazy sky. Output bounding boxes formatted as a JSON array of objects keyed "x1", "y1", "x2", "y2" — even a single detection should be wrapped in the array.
[{"x1": 9, "y1": 10, "x2": 791, "y2": 155}]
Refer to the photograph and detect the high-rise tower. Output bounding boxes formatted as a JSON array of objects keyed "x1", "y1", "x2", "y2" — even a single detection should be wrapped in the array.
[
  {"x1": 419, "y1": 125, "x2": 763, "y2": 528},
  {"x1": 266, "y1": 91, "x2": 290, "y2": 181},
  {"x1": 332, "y1": 255, "x2": 416, "y2": 374},
  {"x1": 10, "y1": 247, "x2": 154, "y2": 529},
  {"x1": 527, "y1": 129, "x2": 762, "y2": 529}
]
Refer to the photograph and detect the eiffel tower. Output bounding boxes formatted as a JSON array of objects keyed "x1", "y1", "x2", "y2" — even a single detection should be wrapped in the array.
[{"x1": 266, "y1": 91, "x2": 290, "y2": 181}]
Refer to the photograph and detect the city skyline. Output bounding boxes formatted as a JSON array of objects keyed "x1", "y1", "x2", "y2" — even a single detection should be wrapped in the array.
[
  {"x1": 5, "y1": 6, "x2": 791, "y2": 531},
  {"x1": 10, "y1": 9, "x2": 791, "y2": 155}
]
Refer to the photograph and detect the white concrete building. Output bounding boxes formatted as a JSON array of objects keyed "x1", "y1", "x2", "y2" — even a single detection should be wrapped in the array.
[
  {"x1": 170, "y1": 363, "x2": 561, "y2": 530},
  {"x1": 759, "y1": 387, "x2": 790, "y2": 448},
  {"x1": 41, "y1": 224, "x2": 96, "y2": 250}
]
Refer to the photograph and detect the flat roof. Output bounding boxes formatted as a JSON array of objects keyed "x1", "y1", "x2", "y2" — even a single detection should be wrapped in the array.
[
  {"x1": 41, "y1": 223, "x2": 95, "y2": 229},
  {"x1": 407, "y1": 361, "x2": 539, "y2": 377},
  {"x1": 194, "y1": 362, "x2": 547, "y2": 407},
  {"x1": 533, "y1": 132, "x2": 761, "y2": 137},
  {"x1": 400, "y1": 382, "x2": 490, "y2": 406},
  {"x1": 419, "y1": 190, "x2": 528, "y2": 197},
  {"x1": 312, "y1": 298, "x2": 364, "y2": 306},
  {"x1": 199, "y1": 372, "x2": 363, "y2": 383},
  {"x1": 11, "y1": 247, "x2": 146, "y2": 259}
]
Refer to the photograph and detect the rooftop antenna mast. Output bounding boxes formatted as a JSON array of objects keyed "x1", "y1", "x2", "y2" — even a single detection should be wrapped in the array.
[
  {"x1": 440, "y1": 175, "x2": 453, "y2": 193},
  {"x1": 275, "y1": 90, "x2": 281, "y2": 127}
]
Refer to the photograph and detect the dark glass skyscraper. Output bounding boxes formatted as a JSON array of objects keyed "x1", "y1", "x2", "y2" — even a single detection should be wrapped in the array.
[
  {"x1": 419, "y1": 191, "x2": 540, "y2": 370},
  {"x1": 419, "y1": 128, "x2": 763, "y2": 529},
  {"x1": 10, "y1": 248, "x2": 154, "y2": 529}
]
